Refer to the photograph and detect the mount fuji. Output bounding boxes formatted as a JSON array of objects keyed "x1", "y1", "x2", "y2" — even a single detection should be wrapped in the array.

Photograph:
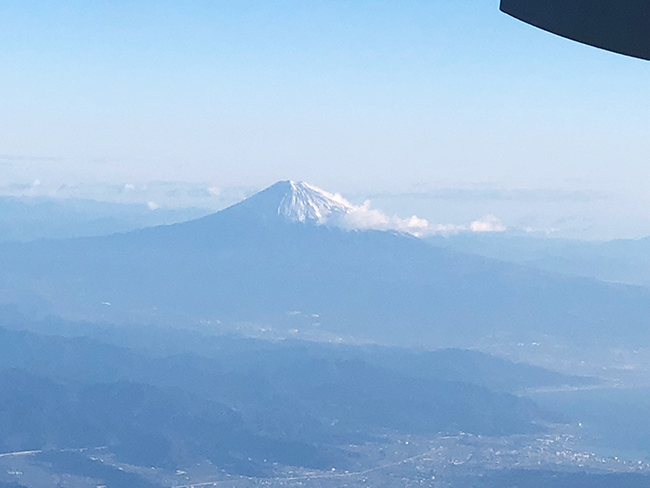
[
  {"x1": 1, "y1": 180, "x2": 649, "y2": 347},
  {"x1": 200, "y1": 180, "x2": 357, "y2": 228},
  {"x1": 206, "y1": 180, "x2": 431, "y2": 235},
  {"x1": 270, "y1": 180, "x2": 354, "y2": 224}
]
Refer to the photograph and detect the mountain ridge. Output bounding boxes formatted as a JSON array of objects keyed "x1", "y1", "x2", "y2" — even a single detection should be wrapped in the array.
[
  {"x1": 183, "y1": 180, "x2": 356, "y2": 228},
  {"x1": 1, "y1": 181, "x2": 649, "y2": 347}
]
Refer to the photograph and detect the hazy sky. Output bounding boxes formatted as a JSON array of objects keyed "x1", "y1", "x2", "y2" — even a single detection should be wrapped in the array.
[{"x1": 1, "y1": 1, "x2": 649, "y2": 238}]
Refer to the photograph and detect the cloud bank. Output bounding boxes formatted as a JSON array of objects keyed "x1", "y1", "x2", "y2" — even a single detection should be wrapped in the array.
[{"x1": 319, "y1": 191, "x2": 506, "y2": 237}]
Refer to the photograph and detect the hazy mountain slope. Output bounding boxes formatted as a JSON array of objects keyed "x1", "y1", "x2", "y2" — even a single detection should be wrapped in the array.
[
  {"x1": 427, "y1": 233, "x2": 650, "y2": 287},
  {"x1": 0, "y1": 369, "x2": 326, "y2": 476},
  {"x1": 0, "y1": 326, "x2": 563, "y2": 474},
  {"x1": 0, "y1": 324, "x2": 591, "y2": 394},
  {"x1": 0, "y1": 197, "x2": 209, "y2": 242},
  {"x1": 1, "y1": 181, "x2": 649, "y2": 346}
]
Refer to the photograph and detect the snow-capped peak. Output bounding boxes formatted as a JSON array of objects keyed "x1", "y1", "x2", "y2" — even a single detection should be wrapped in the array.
[
  {"x1": 238, "y1": 180, "x2": 506, "y2": 237},
  {"x1": 277, "y1": 181, "x2": 354, "y2": 224}
]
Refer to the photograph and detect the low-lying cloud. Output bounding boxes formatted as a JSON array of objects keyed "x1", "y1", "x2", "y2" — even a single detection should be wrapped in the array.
[
  {"x1": 321, "y1": 192, "x2": 506, "y2": 237},
  {"x1": 470, "y1": 215, "x2": 507, "y2": 233}
]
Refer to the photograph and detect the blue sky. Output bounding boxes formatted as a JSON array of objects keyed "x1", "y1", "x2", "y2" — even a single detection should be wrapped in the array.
[{"x1": 1, "y1": 1, "x2": 649, "y2": 238}]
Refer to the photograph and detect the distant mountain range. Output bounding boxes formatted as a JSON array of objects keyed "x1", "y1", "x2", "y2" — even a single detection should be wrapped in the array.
[
  {"x1": 1, "y1": 180, "x2": 649, "y2": 347},
  {"x1": 0, "y1": 196, "x2": 210, "y2": 242},
  {"x1": 427, "y1": 232, "x2": 650, "y2": 288},
  {"x1": 0, "y1": 323, "x2": 582, "y2": 476}
]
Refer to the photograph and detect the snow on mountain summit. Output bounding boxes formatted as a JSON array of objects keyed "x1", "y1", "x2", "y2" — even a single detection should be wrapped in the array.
[
  {"x1": 277, "y1": 181, "x2": 354, "y2": 224},
  {"x1": 249, "y1": 180, "x2": 433, "y2": 235},
  {"x1": 236, "y1": 180, "x2": 506, "y2": 237}
]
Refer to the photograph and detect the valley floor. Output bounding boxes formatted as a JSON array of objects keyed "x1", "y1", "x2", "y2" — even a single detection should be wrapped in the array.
[{"x1": 2, "y1": 429, "x2": 649, "y2": 488}]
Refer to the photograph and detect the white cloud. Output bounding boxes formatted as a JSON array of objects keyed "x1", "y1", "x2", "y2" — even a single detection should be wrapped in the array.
[
  {"x1": 429, "y1": 223, "x2": 468, "y2": 236},
  {"x1": 470, "y1": 215, "x2": 506, "y2": 233},
  {"x1": 147, "y1": 201, "x2": 160, "y2": 211},
  {"x1": 321, "y1": 194, "x2": 505, "y2": 237},
  {"x1": 325, "y1": 199, "x2": 432, "y2": 236}
]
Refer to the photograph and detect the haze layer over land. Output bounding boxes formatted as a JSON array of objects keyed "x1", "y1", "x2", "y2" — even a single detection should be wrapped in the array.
[{"x1": 1, "y1": 179, "x2": 650, "y2": 487}]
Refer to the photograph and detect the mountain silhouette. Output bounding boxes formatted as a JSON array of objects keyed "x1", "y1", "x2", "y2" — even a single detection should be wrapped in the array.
[{"x1": 1, "y1": 181, "x2": 649, "y2": 347}]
